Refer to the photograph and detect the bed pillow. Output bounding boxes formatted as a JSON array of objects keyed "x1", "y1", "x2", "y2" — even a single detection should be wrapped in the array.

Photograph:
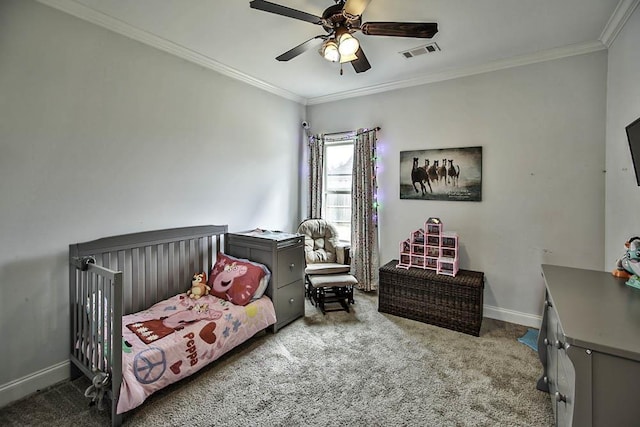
[
  {"x1": 208, "y1": 253, "x2": 270, "y2": 305},
  {"x1": 251, "y1": 275, "x2": 269, "y2": 301}
]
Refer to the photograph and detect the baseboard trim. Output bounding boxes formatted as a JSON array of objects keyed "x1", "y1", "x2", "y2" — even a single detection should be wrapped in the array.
[
  {"x1": 0, "y1": 361, "x2": 69, "y2": 409},
  {"x1": 483, "y1": 305, "x2": 542, "y2": 329}
]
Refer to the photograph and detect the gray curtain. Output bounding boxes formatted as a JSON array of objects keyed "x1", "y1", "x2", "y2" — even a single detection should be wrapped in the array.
[
  {"x1": 307, "y1": 135, "x2": 324, "y2": 219},
  {"x1": 351, "y1": 128, "x2": 379, "y2": 291}
]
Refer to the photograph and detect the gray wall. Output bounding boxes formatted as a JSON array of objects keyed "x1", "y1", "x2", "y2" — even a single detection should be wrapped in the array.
[
  {"x1": 605, "y1": 6, "x2": 640, "y2": 268},
  {"x1": 308, "y1": 51, "x2": 608, "y2": 324},
  {"x1": 0, "y1": 0, "x2": 304, "y2": 399}
]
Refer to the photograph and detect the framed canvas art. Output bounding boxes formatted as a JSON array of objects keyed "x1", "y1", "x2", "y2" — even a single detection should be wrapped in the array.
[{"x1": 400, "y1": 146, "x2": 482, "y2": 201}]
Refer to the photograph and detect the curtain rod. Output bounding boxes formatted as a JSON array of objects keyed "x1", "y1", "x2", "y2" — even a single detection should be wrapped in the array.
[
  {"x1": 322, "y1": 126, "x2": 381, "y2": 137},
  {"x1": 308, "y1": 126, "x2": 381, "y2": 142}
]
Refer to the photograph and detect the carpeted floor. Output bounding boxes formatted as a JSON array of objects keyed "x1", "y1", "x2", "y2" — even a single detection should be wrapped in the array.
[{"x1": 0, "y1": 291, "x2": 554, "y2": 426}]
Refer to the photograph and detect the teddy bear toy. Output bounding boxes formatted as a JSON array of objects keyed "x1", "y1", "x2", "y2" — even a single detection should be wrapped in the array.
[{"x1": 187, "y1": 272, "x2": 210, "y2": 299}]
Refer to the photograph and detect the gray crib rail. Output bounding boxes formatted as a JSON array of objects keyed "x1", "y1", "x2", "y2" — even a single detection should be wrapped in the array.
[
  {"x1": 70, "y1": 225, "x2": 227, "y2": 315},
  {"x1": 69, "y1": 260, "x2": 122, "y2": 423}
]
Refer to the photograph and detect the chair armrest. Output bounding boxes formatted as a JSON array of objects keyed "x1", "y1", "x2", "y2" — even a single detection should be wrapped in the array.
[{"x1": 336, "y1": 244, "x2": 351, "y2": 265}]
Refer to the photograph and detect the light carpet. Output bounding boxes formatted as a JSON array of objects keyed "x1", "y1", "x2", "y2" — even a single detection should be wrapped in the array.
[{"x1": 0, "y1": 291, "x2": 554, "y2": 426}]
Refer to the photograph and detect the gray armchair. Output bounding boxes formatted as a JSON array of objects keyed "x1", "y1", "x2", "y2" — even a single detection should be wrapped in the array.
[{"x1": 297, "y1": 219, "x2": 357, "y2": 313}]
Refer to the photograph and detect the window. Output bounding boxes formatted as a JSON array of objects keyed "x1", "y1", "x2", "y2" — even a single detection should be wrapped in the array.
[{"x1": 323, "y1": 138, "x2": 354, "y2": 242}]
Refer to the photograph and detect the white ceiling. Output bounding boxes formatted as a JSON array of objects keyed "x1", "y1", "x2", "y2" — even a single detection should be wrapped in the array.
[{"x1": 39, "y1": 0, "x2": 636, "y2": 104}]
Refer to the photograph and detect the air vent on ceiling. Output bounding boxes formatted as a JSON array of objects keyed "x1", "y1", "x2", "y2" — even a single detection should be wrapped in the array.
[{"x1": 400, "y1": 42, "x2": 440, "y2": 59}]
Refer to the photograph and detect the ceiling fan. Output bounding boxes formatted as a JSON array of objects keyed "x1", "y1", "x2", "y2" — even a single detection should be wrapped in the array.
[{"x1": 249, "y1": 0, "x2": 438, "y2": 74}]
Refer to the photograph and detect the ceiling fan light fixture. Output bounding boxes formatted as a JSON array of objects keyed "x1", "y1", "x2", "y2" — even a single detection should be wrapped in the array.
[
  {"x1": 321, "y1": 39, "x2": 340, "y2": 62},
  {"x1": 250, "y1": 0, "x2": 438, "y2": 73},
  {"x1": 339, "y1": 52, "x2": 358, "y2": 64},
  {"x1": 337, "y1": 32, "x2": 359, "y2": 56}
]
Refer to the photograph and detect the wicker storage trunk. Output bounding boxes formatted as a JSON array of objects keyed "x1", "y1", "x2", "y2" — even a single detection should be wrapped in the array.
[{"x1": 379, "y1": 260, "x2": 484, "y2": 336}]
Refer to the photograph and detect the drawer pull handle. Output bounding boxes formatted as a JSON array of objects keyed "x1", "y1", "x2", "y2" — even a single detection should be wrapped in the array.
[
  {"x1": 543, "y1": 338, "x2": 550, "y2": 346},
  {"x1": 289, "y1": 298, "x2": 294, "y2": 304},
  {"x1": 555, "y1": 392, "x2": 567, "y2": 403},
  {"x1": 553, "y1": 340, "x2": 569, "y2": 350},
  {"x1": 289, "y1": 263, "x2": 295, "y2": 270},
  {"x1": 543, "y1": 376, "x2": 548, "y2": 384}
]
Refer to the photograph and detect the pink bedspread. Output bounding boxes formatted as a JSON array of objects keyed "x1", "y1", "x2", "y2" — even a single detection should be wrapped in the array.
[{"x1": 117, "y1": 293, "x2": 276, "y2": 414}]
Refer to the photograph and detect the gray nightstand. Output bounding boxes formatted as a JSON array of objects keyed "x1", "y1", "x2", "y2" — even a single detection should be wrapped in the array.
[{"x1": 225, "y1": 230, "x2": 305, "y2": 332}]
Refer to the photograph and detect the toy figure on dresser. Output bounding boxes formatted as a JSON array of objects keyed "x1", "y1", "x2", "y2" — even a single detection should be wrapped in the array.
[
  {"x1": 397, "y1": 217, "x2": 460, "y2": 276},
  {"x1": 612, "y1": 236, "x2": 640, "y2": 289}
]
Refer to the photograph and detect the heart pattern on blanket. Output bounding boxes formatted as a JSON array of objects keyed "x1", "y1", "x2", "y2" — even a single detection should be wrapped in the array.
[
  {"x1": 199, "y1": 322, "x2": 217, "y2": 345},
  {"x1": 170, "y1": 360, "x2": 182, "y2": 375}
]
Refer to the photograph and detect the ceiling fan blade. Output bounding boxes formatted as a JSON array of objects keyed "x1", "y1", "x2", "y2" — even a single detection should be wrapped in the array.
[
  {"x1": 351, "y1": 46, "x2": 371, "y2": 73},
  {"x1": 249, "y1": 0, "x2": 323, "y2": 25},
  {"x1": 343, "y1": 0, "x2": 372, "y2": 18},
  {"x1": 276, "y1": 36, "x2": 325, "y2": 61},
  {"x1": 361, "y1": 22, "x2": 438, "y2": 38}
]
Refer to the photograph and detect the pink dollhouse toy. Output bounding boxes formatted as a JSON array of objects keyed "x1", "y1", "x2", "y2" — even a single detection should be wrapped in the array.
[{"x1": 397, "y1": 217, "x2": 459, "y2": 276}]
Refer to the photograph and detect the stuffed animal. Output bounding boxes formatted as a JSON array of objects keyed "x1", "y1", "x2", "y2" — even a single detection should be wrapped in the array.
[
  {"x1": 187, "y1": 272, "x2": 210, "y2": 299},
  {"x1": 612, "y1": 237, "x2": 640, "y2": 279}
]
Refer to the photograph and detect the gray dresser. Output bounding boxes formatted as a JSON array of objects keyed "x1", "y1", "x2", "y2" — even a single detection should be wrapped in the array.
[
  {"x1": 538, "y1": 264, "x2": 640, "y2": 427},
  {"x1": 225, "y1": 230, "x2": 305, "y2": 332}
]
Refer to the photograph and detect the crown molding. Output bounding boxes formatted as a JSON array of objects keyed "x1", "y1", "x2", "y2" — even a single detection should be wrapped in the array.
[
  {"x1": 37, "y1": 0, "x2": 628, "y2": 107},
  {"x1": 307, "y1": 40, "x2": 606, "y2": 105},
  {"x1": 600, "y1": 0, "x2": 640, "y2": 47},
  {"x1": 36, "y1": 0, "x2": 306, "y2": 105}
]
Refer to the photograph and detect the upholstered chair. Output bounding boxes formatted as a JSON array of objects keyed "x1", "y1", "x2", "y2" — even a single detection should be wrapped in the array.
[{"x1": 296, "y1": 219, "x2": 357, "y2": 313}]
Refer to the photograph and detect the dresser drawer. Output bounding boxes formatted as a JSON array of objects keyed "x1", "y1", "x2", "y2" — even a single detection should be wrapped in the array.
[
  {"x1": 277, "y1": 246, "x2": 304, "y2": 287},
  {"x1": 556, "y1": 347, "x2": 576, "y2": 427},
  {"x1": 275, "y1": 279, "x2": 304, "y2": 326}
]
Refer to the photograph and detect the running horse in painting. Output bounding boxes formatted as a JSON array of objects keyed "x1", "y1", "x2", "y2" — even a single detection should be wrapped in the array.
[{"x1": 411, "y1": 157, "x2": 431, "y2": 195}]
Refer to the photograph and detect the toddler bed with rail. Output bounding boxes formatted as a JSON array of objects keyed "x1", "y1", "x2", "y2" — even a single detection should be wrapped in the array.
[{"x1": 69, "y1": 225, "x2": 278, "y2": 426}]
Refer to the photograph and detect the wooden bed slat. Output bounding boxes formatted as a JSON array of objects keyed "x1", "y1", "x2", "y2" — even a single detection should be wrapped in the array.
[
  {"x1": 87, "y1": 271, "x2": 94, "y2": 371},
  {"x1": 117, "y1": 251, "x2": 130, "y2": 315},
  {"x1": 188, "y1": 239, "x2": 194, "y2": 280},
  {"x1": 144, "y1": 246, "x2": 152, "y2": 308},
  {"x1": 168, "y1": 242, "x2": 177, "y2": 297},
  {"x1": 74, "y1": 270, "x2": 81, "y2": 361},
  {"x1": 158, "y1": 243, "x2": 168, "y2": 300},
  {"x1": 131, "y1": 248, "x2": 140, "y2": 314},
  {"x1": 80, "y1": 271, "x2": 87, "y2": 366},
  {"x1": 179, "y1": 240, "x2": 186, "y2": 293}
]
